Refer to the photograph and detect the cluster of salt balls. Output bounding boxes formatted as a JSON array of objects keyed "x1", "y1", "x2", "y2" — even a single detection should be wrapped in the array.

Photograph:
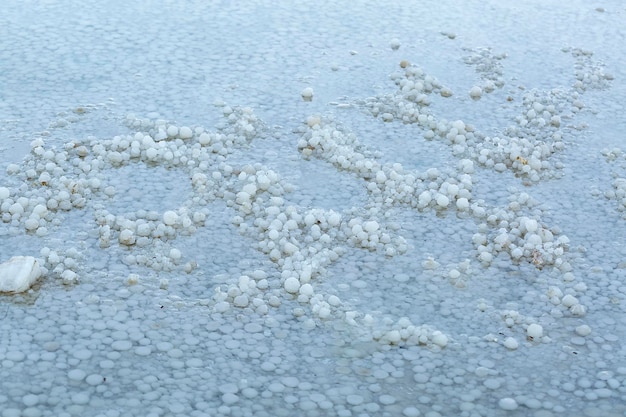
[
  {"x1": 0, "y1": 104, "x2": 452, "y2": 348},
  {"x1": 360, "y1": 47, "x2": 612, "y2": 184},
  {"x1": 297, "y1": 116, "x2": 570, "y2": 271},
  {"x1": 462, "y1": 46, "x2": 507, "y2": 99},
  {"x1": 1, "y1": 105, "x2": 266, "y2": 278},
  {"x1": 296, "y1": 114, "x2": 592, "y2": 346}
]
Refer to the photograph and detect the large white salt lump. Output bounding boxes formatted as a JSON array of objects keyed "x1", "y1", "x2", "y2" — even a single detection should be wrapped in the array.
[{"x1": 0, "y1": 256, "x2": 42, "y2": 293}]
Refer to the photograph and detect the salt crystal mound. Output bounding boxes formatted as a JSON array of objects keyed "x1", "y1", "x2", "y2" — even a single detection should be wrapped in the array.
[
  {"x1": 358, "y1": 47, "x2": 613, "y2": 183},
  {"x1": 0, "y1": 44, "x2": 614, "y2": 349},
  {"x1": 0, "y1": 256, "x2": 41, "y2": 293}
]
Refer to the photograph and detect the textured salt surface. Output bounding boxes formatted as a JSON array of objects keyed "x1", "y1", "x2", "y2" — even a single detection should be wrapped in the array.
[{"x1": 1, "y1": 1, "x2": 626, "y2": 416}]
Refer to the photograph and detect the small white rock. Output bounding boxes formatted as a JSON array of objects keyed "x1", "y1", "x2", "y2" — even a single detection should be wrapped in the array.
[
  {"x1": 431, "y1": 331, "x2": 448, "y2": 347},
  {"x1": 575, "y1": 324, "x2": 592, "y2": 337},
  {"x1": 284, "y1": 277, "x2": 301, "y2": 293},
  {"x1": 561, "y1": 294, "x2": 579, "y2": 307},
  {"x1": 301, "y1": 87, "x2": 314, "y2": 102},
  {"x1": 469, "y1": 86, "x2": 483, "y2": 100},
  {"x1": 436, "y1": 194, "x2": 450, "y2": 208},
  {"x1": 527, "y1": 323, "x2": 543, "y2": 340},
  {"x1": 503, "y1": 337, "x2": 519, "y2": 350},
  {"x1": 163, "y1": 211, "x2": 178, "y2": 226}
]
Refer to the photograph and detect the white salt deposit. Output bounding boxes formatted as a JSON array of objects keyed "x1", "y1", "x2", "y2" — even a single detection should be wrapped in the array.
[
  {"x1": 0, "y1": 256, "x2": 41, "y2": 293},
  {"x1": 0, "y1": 1, "x2": 624, "y2": 416}
]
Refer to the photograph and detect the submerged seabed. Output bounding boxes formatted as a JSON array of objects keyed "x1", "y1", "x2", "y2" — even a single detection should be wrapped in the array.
[{"x1": 1, "y1": 1, "x2": 626, "y2": 416}]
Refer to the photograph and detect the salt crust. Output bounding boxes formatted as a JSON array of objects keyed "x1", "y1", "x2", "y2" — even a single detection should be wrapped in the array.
[{"x1": 0, "y1": 13, "x2": 621, "y2": 417}]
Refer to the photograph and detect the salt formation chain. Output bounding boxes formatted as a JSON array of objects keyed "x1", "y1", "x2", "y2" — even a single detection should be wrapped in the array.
[{"x1": 0, "y1": 46, "x2": 612, "y2": 349}]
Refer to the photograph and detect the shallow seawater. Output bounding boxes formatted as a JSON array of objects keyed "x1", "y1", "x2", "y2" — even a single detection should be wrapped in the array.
[{"x1": 1, "y1": 1, "x2": 626, "y2": 416}]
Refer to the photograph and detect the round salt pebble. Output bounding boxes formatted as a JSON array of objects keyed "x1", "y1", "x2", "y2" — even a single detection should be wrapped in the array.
[
  {"x1": 242, "y1": 388, "x2": 258, "y2": 399},
  {"x1": 146, "y1": 147, "x2": 158, "y2": 159},
  {"x1": 233, "y1": 294, "x2": 249, "y2": 308},
  {"x1": 284, "y1": 277, "x2": 300, "y2": 294},
  {"x1": 163, "y1": 211, "x2": 178, "y2": 226},
  {"x1": 484, "y1": 378, "x2": 501, "y2": 389},
  {"x1": 179, "y1": 126, "x2": 193, "y2": 139},
  {"x1": 318, "y1": 306, "x2": 331, "y2": 319},
  {"x1": 261, "y1": 361, "x2": 276, "y2": 371},
  {"x1": 525, "y1": 219, "x2": 538, "y2": 233},
  {"x1": 22, "y1": 394, "x2": 39, "y2": 407},
  {"x1": 503, "y1": 337, "x2": 519, "y2": 350},
  {"x1": 436, "y1": 194, "x2": 449, "y2": 208},
  {"x1": 67, "y1": 369, "x2": 87, "y2": 381},
  {"x1": 111, "y1": 340, "x2": 133, "y2": 351},
  {"x1": 456, "y1": 198, "x2": 469, "y2": 210},
  {"x1": 575, "y1": 325, "x2": 591, "y2": 336},
  {"x1": 561, "y1": 294, "x2": 578, "y2": 307},
  {"x1": 418, "y1": 191, "x2": 431, "y2": 206},
  {"x1": 527, "y1": 323, "x2": 543, "y2": 340},
  {"x1": 222, "y1": 393, "x2": 239, "y2": 404},
  {"x1": 379, "y1": 394, "x2": 396, "y2": 405},
  {"x1": 446, "y1": 184, "x2": 459, "y2": 197},
  {"x1": 281, "y1": 376, "x2": 299, "y2": 388},
  {"x1": 71, "y1": 392, "x2": 90, "y2": 405},
  {"x1": 166, "y1": 125, "x2": 179, "y2": 137},
  {"x1": 198, "y1": 133, "x2": 211, "y2": 145},
  {"x1": 498, "y1": 397, "x2": 518, "y2": 410},
  {"x1": 24, "y1": 218, "x2": 39, "y2": 231},
  {"x1": 328, "y1": 212, "x2": 341, "y2": 226},
  {"x1": 6, "y1": 351, "x2": 25, "y2": 361},
  {"x1": 511, "y1": 247, "x2": 523, "y2": 259},
  {"x1": 301, "y1": 87, "x2": 314, "y2": 102},
  {"x1": 244, "y1": 323, "x2": 263, "y2": 333},
  {"x1": 431, "y1": 331, "x2": 448, "y2": 347},
  {"x1": 385, "y1": 330, "x2": 401, "y2": 344},
  {"x1": 390, "y1": 38, "x2": 400, "y2": 50},
  {"x1": 478, "y1": 251, "x2": 493, "y2": 263},
  {"x1": 363, "y1": 220, "x2": 379, "y2": 233},
  {"x1": 299, "y1": 283, "x2": 314, "y2": 296},
  {"x1": 403, "y1": 407, "x2": 421, "y2": 417},
  {"x1": 3, "y1": 409, "x2": 21, "y2": 417},
  {"x1": 328, "y1": 295, "x2": 341, "y2": 306},
  {"x1": 268, "y1": 382, "x2": 285, "y2": 393},
  {"x1": 134, "y1": 346, "x2": 152, "y2": 356},
  {"x1": 73, "y1": 349, "x2": 92, "y2": 360},
  {"x1": 469, "y1": 86, "x2": 482, "y2": 100},
  {"x1": 9, "y1": 203, "x2": 24, "y2": 215},
  {"x1": 118, "y1": 229, "x2": 135, "y2": 245},
  {"x1": 169, "y1": 248, "x2": 182, "y2": 261},
  {"x1": 346, "y1": 394, "x2": 364, "y2": 405},
  {"x1": 85, "y1": 374, "x2": 104, "y2": 386},
  {"x1": 0, "y1": 187, "x2": 10, "y2": 200}
]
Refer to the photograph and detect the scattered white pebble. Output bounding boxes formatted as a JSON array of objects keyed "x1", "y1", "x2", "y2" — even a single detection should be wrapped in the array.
[
  {"x1": 527, "y1": 323, "x2": 543, "y2": 340},
  {"x1": 575, "y1": 324, "x2": 592, "y2": 336},
  {"x1": 284, "y1": 277, "x2": 301, "y2": 294},
  {"x1": 503, "y1": 337, "x2": 519, "y2": 350},
  {"x1": 163, "y1": 211, "x2": 178, "y2": 226},
  {"x1": 301, "y1": 87, "x2": 314, "y2": 102},
  {"x1": 469, "y1": 86, "x2": 483, "y2": 100}
]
